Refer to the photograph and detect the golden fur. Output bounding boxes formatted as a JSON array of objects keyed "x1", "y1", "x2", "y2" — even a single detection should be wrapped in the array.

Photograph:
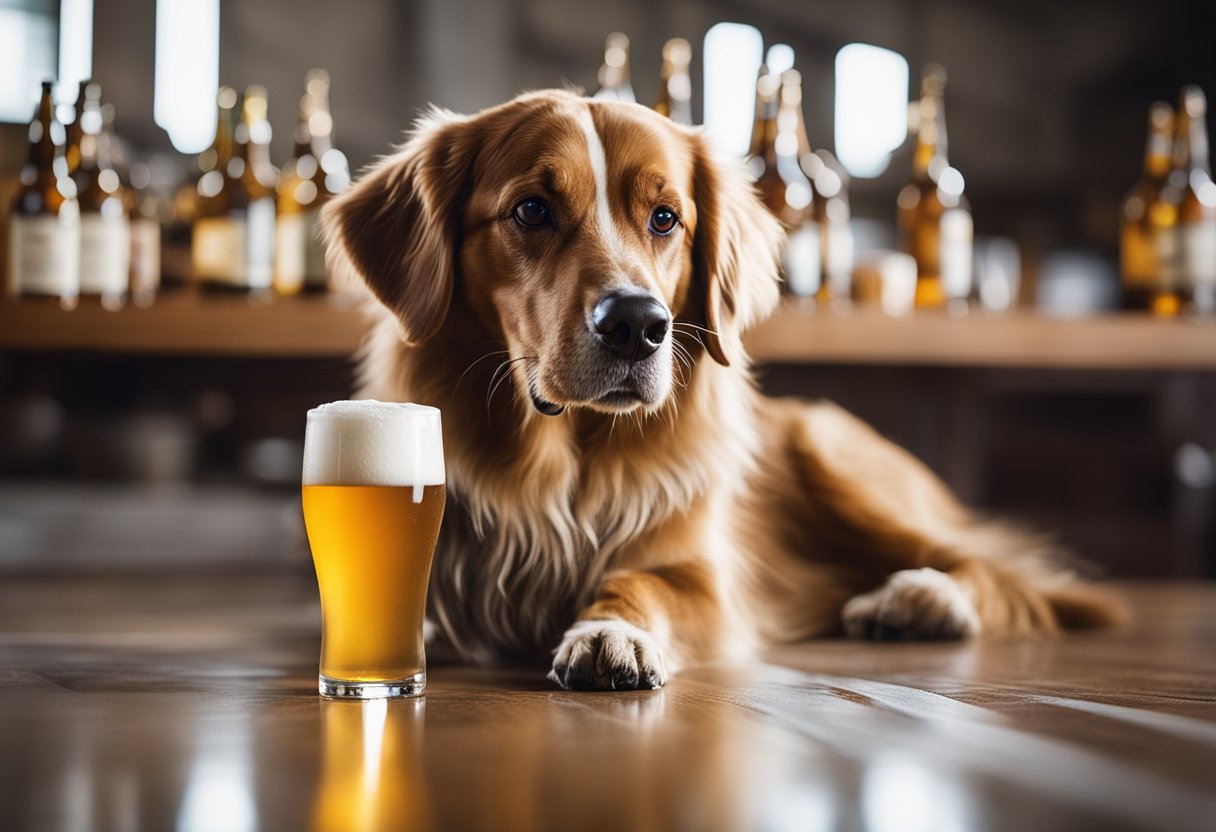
[{"x1": 322, "y1": 89, "x2": 1122, "y2": 691}]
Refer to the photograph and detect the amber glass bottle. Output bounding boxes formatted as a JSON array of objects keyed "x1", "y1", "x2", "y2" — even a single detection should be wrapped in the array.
[
  {"x1": 275, "y1": 69, "x2": 350, "y2": 295},
  {"x1": 193, "y1": 86, "x2": 276, "y2": 295},
  {"x1": 593, "y1": 32, "x2": 635, "y2": 103},
  {"x1": 7, "y1": 81, "x2": 80, "y2": 303},
  {"x1": 654, "y1": 38, "x2": 692, "y2": 125},
  {"x1": 1170, "y1": 86, "x2": 1216, "y2": 315},
  {"x1": 71, "y1": 81, "x2": 129, "y2": 307},
  {"x1": 898, "y1": 65, "x2": 973, "y2": 312},
  {"x1": 748, "y1": 69, "x2": 822, "y2": 299},
  {"x1": 1120, "y1": 102, "x2": 1174, "y2": 311}
]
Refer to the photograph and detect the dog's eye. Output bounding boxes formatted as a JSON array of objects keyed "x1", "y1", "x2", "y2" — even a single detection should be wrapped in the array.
[
  {"x1": 649, "y1": 207, "x2": 678, "y2": 236},
  {"x1": 513, "y1": 198, "x2": 550, "y2": 228}
]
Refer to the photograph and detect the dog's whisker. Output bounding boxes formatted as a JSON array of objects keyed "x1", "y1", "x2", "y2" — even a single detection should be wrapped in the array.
[
  {"x1": 454, "y1": 348, "x2": 510, "y2": 396},
  {"x1": 486, "y1": 356, "x2": 531, "y2": 417},
  {"x1": 673, "y1": 321, "x2": 721, "y2": 338}
]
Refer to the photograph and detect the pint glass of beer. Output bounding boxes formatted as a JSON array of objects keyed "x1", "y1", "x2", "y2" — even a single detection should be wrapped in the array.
[{"x1": 302, "y1": 401, "x2": 445, "y2": 699}]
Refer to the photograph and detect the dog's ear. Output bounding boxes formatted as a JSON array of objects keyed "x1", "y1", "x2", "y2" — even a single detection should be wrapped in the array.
[
  {"x1": 321, "y1": 109, "x2": 475, "y2": 345},
  {"x1": 689, "y1": 135, "x2": 783, "y2": 366}
]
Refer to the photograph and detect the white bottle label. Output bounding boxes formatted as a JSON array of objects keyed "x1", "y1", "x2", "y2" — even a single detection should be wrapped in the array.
[
  {"x1": 246, "y1": 198, "x2": 275, "y2": 290},
  {"x1": 782, "y1": 222, "x2": 821, "y2": 297},
  {"x1": 1181, "y1": 220, "x2": 1216, "y2": 290},
  {"x1": 8, "y1": 212, "x2": 80, "y2": 297},
  {"x1": 129, "y1": 216, "x2": 161, "y2": 297},
  {"x1": 79, "y1": 212, "x2": 130, "y2": 296},
  {"x1": 275, "y1": 208, "x2": 327, "y2": 292},
  {"x1": 822, "y1": 218, "x2": 854, "y2": 296},
  {"x1": 940, "y1": 208, "x2": 974, "y2": 300}
]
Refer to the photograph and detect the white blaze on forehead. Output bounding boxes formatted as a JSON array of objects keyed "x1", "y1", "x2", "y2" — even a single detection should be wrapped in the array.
[
  {"x1": 303, "y1": 400, "x2": 444, "y2": 501},
  {"x1": 576, "y1": 104, "x2": 624, "y2": 249}
]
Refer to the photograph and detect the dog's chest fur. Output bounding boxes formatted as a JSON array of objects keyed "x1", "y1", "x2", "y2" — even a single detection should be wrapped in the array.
[{"x1": 426, "y1": 420, "x2": 711, "y2": 663}]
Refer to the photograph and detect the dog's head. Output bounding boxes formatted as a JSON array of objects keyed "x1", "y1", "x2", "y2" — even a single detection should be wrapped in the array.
[{"x1": 323, "y1": 89, "x2": 781, "y2": 416}]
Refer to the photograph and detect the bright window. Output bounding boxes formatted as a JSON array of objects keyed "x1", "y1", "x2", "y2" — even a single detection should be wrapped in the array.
[
  {"x1": 0, "y1": 0, "x2": 58, "y2": 122},
  {"x1": 834, "y1": 43, "x2": 909, "y2": 178},
  {"x1": 154, "y1": 0, "x2": 220, "y2": 154},
  {"x1": 703, "y1": 22, "x2": 764, "y2": 156}
]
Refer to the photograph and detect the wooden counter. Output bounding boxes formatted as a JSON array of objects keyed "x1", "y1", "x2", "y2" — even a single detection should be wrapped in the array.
[
  {"x1": 3, "y1": 292, "x2": 1216, "y2": 368},
  {"x1": 0, "y1": 575, "x2": 1212, "y2": 831}
]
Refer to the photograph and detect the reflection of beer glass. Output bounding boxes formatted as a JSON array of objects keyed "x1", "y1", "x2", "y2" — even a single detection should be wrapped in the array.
[
  {"x1": 302, "y1": 401, "x2": 445, "y2": 699},
  {"x1": 310, "y1": 699, "x2": 432, "y2": 832}
]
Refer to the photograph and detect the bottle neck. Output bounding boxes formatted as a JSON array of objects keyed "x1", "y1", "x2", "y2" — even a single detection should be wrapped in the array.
[
  {"x1": 748, "y1": 74, "x2": 780, "y2": 160},
  {"x1": 294, "y1": 97, "x2": 334, "y2": 160},
  {"x1": 1181, "y1": 113, "x2": 1211, "y2": 176},
  {"x1": 912, "y1": 94, "x2": 948, "y2": 182},
  {"x1": 781, "y1": 91, "x2": 812, "y2": 159},
  {"x1": 1144, "y1": 121, "x2": 1173, "y2": 179},
  {"x1": 76, "y1": 102, "x2": 103, "y2": 170},
  {"x1": 211, "y1": 108, "x2": 234, "y2": 166},
  {"x1": 26, "y1": 88, "x2": 59, "y2": 172}
]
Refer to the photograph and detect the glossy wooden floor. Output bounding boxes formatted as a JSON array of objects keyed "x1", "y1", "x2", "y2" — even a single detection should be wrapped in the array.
[{"x1": 1, "y1": 575, "x2": 1213, "y2": 832}]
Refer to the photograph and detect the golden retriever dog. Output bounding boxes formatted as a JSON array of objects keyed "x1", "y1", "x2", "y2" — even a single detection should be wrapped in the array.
[{"x1": 321, "y1": 89, "x2": 1121, "y2": 691}]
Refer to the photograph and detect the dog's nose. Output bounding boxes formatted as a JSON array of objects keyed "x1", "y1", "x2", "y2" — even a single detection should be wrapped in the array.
[{"x1": 592, "y1": 293, "x2": 670, "y2": 361}]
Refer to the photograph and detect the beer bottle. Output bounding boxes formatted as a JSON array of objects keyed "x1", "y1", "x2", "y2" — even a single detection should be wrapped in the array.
[
  {"x1": 100, "y1": 103, "x2": 161, "y2": 305},
  {"x1": 1170, "y1": 86, "x2": 1216, "y2": 315},
  {"x1": 654, "y1": 38, "x2": 693, "y2": 125},
  {"x1": 71, "y1": 81, "x2": 130, "y2": 308},
  {"x1": 193, "y1": 86, "x2": 276, "y2": 295},
  {"x1": 7, "y1": 81, "x2": 80, "y2": 304},
  {"x1": 748, "y1": 69, "x2": 822, "y2": 299},
  {"x1": 275, "y1": 69, "x2": 350, "y2": 295},
  {"x1": 1120, "y1": 102, "x2": 1174, "y2": 312},
  {"x1": 898, "y1": 65, "x2": 974, "y2": 312},
  {"x1": 593, "y1": 33, "x2": 635, "y2": 103}
]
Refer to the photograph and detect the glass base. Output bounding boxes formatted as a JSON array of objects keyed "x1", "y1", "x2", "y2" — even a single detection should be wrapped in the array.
[{"x1": 318, "y1": 672, "x2": 425, "y2": 699}]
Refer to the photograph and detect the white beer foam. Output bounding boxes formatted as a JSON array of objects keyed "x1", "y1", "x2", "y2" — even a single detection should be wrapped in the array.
[{"x1": 303, "y1": 400, "x2": 445, "y2": 491}]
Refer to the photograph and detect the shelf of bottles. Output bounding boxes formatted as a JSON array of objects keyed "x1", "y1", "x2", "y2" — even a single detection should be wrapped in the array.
[
  {"x1": 4, "y1": 35, "x2": 1215, "y2": 363},
  {"x1": 6, "y1": 69, "x2": 347, "y2": 307}
]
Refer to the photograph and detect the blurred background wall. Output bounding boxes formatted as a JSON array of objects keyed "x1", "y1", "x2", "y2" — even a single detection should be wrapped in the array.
[{"x1": 1, "y1": 0, "x2": 1214, "y2": 579}]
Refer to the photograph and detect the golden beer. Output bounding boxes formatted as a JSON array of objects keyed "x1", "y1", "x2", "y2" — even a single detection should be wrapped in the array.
[{"x1": 302, "y1": 401, "x2": 445, "y2": 699}]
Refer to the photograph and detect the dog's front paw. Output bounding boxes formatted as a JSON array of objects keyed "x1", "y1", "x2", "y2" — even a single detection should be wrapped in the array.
[
  {"x1": 548, "y1": 619, "x2": 668, "y2": 691},
  {"x1": 842, "y1": 568, "x2": 980, "y2": 641}
]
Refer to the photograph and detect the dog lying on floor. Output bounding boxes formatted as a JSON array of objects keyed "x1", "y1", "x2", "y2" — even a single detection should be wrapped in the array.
[{"x1": 321, "y1": 89, "x2": 1121, "y2": 691}]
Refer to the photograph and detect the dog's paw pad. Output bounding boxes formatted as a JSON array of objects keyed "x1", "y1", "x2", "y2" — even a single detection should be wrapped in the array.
[
  {"x1": 549, "y1": 620, "x2": 668, "y2": 691},
  {"x1": 842, "y1": 568, "x2": 980, "y2": 641}
]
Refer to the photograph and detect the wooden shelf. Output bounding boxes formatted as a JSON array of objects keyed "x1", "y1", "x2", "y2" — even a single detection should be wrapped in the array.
[
  {"x1": 2, "y1": 292, "x2": 1215, "y2": 369},
  {"x1": 0, "y1": 291, "x2": 368, "y2": 358},
  {"x1": 746, "y1": 304, "x2": 1216, "y2": 370}
]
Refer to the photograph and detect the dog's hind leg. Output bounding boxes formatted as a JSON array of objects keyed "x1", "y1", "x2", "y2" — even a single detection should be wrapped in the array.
[{"x1": 773, "y1": 399, "x2": 1124, "y2": 640}]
